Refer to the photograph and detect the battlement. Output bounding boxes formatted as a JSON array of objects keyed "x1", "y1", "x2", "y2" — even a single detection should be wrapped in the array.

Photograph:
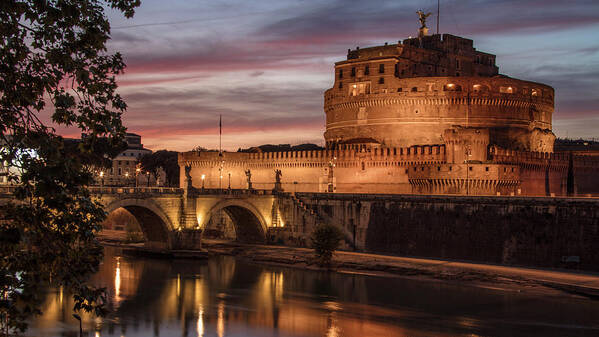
[
  {"x1": 179, "y1": 145, "x2": 447, "y2": 168},
  {"x1": 491, "y1": 146, "x2": 569, "y2": 165}
]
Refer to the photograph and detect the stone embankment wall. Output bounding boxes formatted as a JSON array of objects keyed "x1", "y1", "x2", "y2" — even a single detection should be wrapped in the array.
[
  {"x1": 362, "y1": 196, "x2": 599, "y2": 271},
  {"x1": 275, "y1": 193, "x2": 599, "y2": 270}
]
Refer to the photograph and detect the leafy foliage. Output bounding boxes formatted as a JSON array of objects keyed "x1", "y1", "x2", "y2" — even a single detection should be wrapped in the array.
[
  {"x1": 0, "y1": 0, "x2": 139, "y2": 334},
  {"x1": 310, "y1": 223, "x2": 343, "y2": 267},
  {"x1": 140, "y1": 150, "x2": 179, "y2": 186}
]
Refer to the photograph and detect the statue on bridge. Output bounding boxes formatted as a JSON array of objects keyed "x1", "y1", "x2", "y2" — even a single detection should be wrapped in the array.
[
  {"x1": 184, "y1": 164, "x2": 193, "y2": 190},
  {"x1": 273, "y1": 169, "x2": 283, "y2": 192},
  {"x1": 245, "y1": 169, "x2": 253, "y2": 190}
]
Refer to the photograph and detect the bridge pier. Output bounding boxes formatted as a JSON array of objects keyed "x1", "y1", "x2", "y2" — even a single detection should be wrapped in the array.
[{"x1": 172, "y1": 229, "x2": 203, "y2": 250}]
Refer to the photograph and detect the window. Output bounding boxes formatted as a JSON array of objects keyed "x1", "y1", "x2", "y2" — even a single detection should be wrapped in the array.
[
  {"x1": 443, "y1": 83, "x2": 462, "y2": 91},
  {"x1": 349, "y1": 82, "x2": 370, "y2": 96},
  {"x1": 118, "y1": 168, "x2": 122, "y2": 175},
  {"x1": 361, "y1": 162, "x2": 365, "y2": 170},
  {"x1": 531, "y1": 89, "x2": 540, "y2": 97},
  {"x1": 379, "y1": 64, "x2": 385, "y2": 73},
  {"x1": 500, "y1": 86, "x2": 514, "y2": 94},
  {"x1": 456, "y1": 59, "x2": 460, "y2": 69},
  {"x1": 397, "y1": 88, "x2": 403, "y2": 92},
  {"x1": 437, "y1": 166, "x2": 441, "y2": 171},
  {"x1": 469, "y1": 166, "x2": 473, "y2": 171},
  {"x1": 339, "y1": 69, "x2": 343, "y2": 79},
  {"x1": 365, "y1": 65, "x2": 369, "y2": 75},
  {"x1": 449, "y1": 166, "x2": 452, "y2": 171},
  {"x1": 411, "y1": 87, "x2": 418, "y2": 92},
  {"x1": 378, "y1": 77, "x2": 384, "y2": 84},
  {"x1": 455, "y1": 72, "x2": 460, "y2": 77},
  {"x1": 485, "y1": 167, "x2": 489, "y2": 172},
  {"x1": 339, "y1": 82, "x2": 343, "y2": 89},
  {"x1": 394, "y1": 64, "x2": 399, "y2": 77},
  {"x1": 351, "y1": 67, "x2": 356, "y2": 77}
]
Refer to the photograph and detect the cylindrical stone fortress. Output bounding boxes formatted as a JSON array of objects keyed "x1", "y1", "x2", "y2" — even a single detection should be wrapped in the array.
[{"x1": 324, "y1": 34, "x2": 555, "y2": 152}]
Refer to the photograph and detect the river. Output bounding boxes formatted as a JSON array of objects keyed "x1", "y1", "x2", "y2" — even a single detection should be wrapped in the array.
[{"x1": 26, "y1": 246, "x2": 599, "y2": 337}]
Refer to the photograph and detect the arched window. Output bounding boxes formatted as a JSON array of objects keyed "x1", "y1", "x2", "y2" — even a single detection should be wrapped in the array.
[
  {"x1": 472, "y1": 84, "x2": 488, "y2": 93},
  {"x1": 531, "y1": 89, "x2": 540, "y2": 97},
  {"x1": 499, "y1": 86, "x2": 514, "y2": 94},
  {"x1": 443, "y1": 83, "x2": 462, "y2": 91}
]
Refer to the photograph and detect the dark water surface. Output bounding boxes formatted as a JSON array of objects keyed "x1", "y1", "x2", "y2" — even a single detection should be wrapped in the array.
[{"x1": 28, "y1": 247, "x2": 599, "y2": 337}]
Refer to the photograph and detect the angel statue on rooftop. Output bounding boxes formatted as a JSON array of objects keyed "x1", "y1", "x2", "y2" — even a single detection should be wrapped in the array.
[{"x1": 417, "y1": 10, "x2": 431, "y2": 29}]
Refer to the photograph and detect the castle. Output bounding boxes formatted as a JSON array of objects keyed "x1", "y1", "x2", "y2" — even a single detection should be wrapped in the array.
[{"x1": 179, "y1": 24, "x2": 599, "y2": 196}]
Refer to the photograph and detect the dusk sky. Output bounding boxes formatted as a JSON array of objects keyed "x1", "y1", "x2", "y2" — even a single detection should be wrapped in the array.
[{"x1": 78, "y1": 0, "x2": 599, "y2": 151}]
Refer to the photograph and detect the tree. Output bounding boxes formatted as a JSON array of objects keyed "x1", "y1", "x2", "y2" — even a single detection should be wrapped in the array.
[
  {"x1": 310, "y1": 223, "x2": 343, "y2": 267},
  {"x1": 140, "y1": 150, "x2": 179, "y2": 186},
  {"x1": 0, "y1": 1, "x2": 140, "y2": 335}
]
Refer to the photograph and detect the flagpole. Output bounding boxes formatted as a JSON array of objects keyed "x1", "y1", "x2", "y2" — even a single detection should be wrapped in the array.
[{"x1": 437, "y1": 0, "x2": 440, "y2": 35}]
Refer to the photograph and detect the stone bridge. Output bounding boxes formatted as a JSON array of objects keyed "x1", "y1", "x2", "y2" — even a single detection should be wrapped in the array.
[
  {"x1": 2, "y1": 185, "x2": 599, "y2": 271},
  {"x1": 0, "y1": 185, "x2": 290, "y2": 250}
]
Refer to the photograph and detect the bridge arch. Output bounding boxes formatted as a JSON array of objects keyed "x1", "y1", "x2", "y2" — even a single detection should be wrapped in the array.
[
  {"x1": 105, "y1": 198, "x2": 174, "y2": 249},
  {"x1": 205, "y1": 199, "x2": 267, "y2": 243}
]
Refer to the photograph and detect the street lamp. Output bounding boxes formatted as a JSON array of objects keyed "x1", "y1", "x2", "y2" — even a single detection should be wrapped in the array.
[
  {"x1": 135, "y1": 167, "x2": 141, "y2": 188},
  {"x1": 328, "y1": 156, "x2": 337, "y2": 193},
  {"x1": 146, "y1": 171, "x2": 150, "y2": 187},
  {"x1": 125, "y1": 172, "x2": 129, "y2": 186},
  {"x1": 99, "y1": 171, "x2": 104, "y2": 188},
  {"x1": 465, "y1": 146, "x2": 472, "y2": 195},
  {"x1": 201, "y1": 174, "x2": 205, "y2": 190}
]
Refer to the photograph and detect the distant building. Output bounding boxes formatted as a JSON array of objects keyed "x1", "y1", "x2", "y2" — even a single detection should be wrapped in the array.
[{"x1": 101, "y1": 133, "x2": 152, "y2": 186}]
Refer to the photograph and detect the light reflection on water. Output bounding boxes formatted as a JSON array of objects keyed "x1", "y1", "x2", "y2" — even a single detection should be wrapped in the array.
[{"x1": 27, "y1": 247, "x2": 599, "y2": 337}]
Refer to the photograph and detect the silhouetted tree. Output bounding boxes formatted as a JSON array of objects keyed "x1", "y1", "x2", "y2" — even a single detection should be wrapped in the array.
[
  {"x1": 0, "y1": 0, "x2": 140, "y2": 334},
  {"x1": 311, "y1": 223, "x2": 343, "y2": 267},
  {"x1": 140, "y1": 150, "x2": 179, "y2": 186}
]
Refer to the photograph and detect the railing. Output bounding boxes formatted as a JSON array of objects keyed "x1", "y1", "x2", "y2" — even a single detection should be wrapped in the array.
[
  {"x1": 195, "y1": 188, "x2": 275, "y2": 196},
  {"x1": 88, "y1": 186, "x2": 184, "y2": 195}
]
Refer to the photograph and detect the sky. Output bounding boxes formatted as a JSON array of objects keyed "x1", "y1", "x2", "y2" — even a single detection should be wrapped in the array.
[{"x1": 83, "y1": 0, "x2": 599, "y2": 151}]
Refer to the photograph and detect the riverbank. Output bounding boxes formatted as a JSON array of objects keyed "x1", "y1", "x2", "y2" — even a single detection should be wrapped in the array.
[
  {"x1": 201, "y1": 239, "x2": 599, "y2": 299},
  {"x1": 98, "y1": 237, "x2": 599, "y2": 300}
]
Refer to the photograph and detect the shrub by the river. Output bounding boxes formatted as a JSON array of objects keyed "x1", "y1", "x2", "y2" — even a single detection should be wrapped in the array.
[{"x1": 311, "y1": 223, "x2": 343, "y2": 267}]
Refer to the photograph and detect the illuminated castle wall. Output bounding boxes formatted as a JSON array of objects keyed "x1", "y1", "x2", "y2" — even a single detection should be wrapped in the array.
[
  {"x1": 325, "y1": 34, "x2": 555, "y2": 153},
  {"x1": 179, "y1": 34, "x2": 599, "y2": 196}
]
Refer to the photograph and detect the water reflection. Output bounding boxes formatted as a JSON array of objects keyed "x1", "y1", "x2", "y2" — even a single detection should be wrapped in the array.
[{"x1": 27, "y1": 247, "x2": 599, "y2": 337}]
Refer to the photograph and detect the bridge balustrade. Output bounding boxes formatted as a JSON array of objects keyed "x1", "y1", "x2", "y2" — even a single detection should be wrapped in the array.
[{"x1": 89, "y1": 186, "x2": 184, "y2": 195}]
